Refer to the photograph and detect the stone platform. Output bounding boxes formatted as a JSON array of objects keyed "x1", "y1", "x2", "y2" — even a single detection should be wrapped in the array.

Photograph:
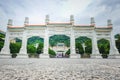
[{"x1": 0, "y1": 59, "x2": 120, "y2": 80}]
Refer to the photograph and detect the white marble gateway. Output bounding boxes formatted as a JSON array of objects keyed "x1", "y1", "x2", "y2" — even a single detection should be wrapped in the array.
[{"x1": 0, "y1": 15, "x2": 120, "y2": 58}]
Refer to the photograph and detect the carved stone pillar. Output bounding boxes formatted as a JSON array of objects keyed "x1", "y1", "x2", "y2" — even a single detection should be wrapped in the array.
[
  {"x1": 91, "y1": 31, "x2": 102, "y2": 58},
  {"x1": 43, "y1": 34, "x2": 49, "y2": 54},
  {"x1": 17, "y1": 31, "x2": 28, "y2": 58},
  {"x1": 40, "y1": 27, "x2": 49, "y2": 58},
  {"x1": 70, "y1": 33, "x2": 76, "y2": 54},
  {"x1": 70, "y1": 27, "x2": 80, "y2": 58},
  {"x1": 108, "y1": 30, "x2": 120, "y2": 58},
  {"x1": 0, "y1": 30, "x2": 11, "y2": 58}
]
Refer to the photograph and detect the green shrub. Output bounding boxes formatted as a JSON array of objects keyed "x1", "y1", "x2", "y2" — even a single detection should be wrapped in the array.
[
  {"x1": 36, "y1": 42, "x2": 43, "y2": 54},
  {"x1": 49, "y1": 48, "x2": 56, "y2": 56},
  {"x1": 27, "y1": 45, "x2": 37, "y2": 56},
  {"x1": 0, "y1": 41, "x2": 4, "y2": 51},
  {"x1": 10, "y1": 42, "x2": 21, "y2": 58},
  {"x1": 65, "y1": 49, "x2": 70, "y2": 55}
]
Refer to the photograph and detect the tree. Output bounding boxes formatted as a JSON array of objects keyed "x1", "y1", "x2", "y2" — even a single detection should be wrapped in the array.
[
  {"x1": 76, "y1": 36, "x2": 92, "y2": 54},
  {"x1": 27, "y1": 44, "x2": 37, "y2": 57},
  {"x1": 0, "y1": 41, "x2": 4, "y2": 51},
  {"x1": 49, "y1": 48, "x2": 56, "y2": 58},
  {"x1": 0, "y1": 33, "x2": 5, "y2": 51},
  {"x1": 36, "y1": 42, "x2": 43, "y2": 54},
  {"x1": 115, "y1": 34, "x2": 120, "y2": 53},
  {"x1": 98, "y1": 39, "x2": 110, "y2": 58},
  {"x1": 65, "y1": 49, "x2": 70, "y2": 55},
  {"x1": 0, "y1": 33, "x2": 5, "y2": 38},
  {"x1": 76, "y1": 42, "x2": 84, "y2": 54},
  {"x1": 85, "y1": 40, "x2": 92, "y2": 54},
  {"x1": 10, "y1": 42, "x2": 21, "y2": 58}
]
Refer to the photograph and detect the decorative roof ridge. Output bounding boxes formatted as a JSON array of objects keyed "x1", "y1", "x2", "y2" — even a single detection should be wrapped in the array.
[
  {"x1": 26, "y1": 24, "x2": 46, "y2": 26},
  {"x1": 74, "y1": 24, "x2": 92, "y2": 26},
  {"x1": 8, "y1": 26, "x2": 24, "y2": 28},
  {"x1": 48, "y1": 22, "x2": 71, "y2": 24},
  {"x1": 96, "y1": 26, "x2": 112, "y2": 29}
]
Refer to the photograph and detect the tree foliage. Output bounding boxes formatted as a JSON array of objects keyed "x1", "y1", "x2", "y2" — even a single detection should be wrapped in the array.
[
  {"x1": 36, "y1": 42, "x2": 43, "y2": 54},
  {"x1": 0, "y1": 41, "x2": 4, "y2": 51},
  {"x1": 65, "y1": 49, "x2": 70, "y2": 55},
  {"x1": 115, "y1": 34, "x2": 120, "y2": 53},
  {"x1": 97, "y1": 39, "x2": 110, "y2": 58},
  {"x1": 10, "y1": 42, "x2": 21, "y2": 58},
  {"x1": 0, "y1": 33, "x2": 5, "y2": 51},
  {"x1": 49, "y1": 48, "x2": 56, "y2": 56},
  {"x1": 0, "y1": 33, "x2": 5, "y2": 38},
  {"x1": 27, "y1": 36, "x2": 43, "y2": 45},
  {"x1": 76, "y1": 42, "x2": 84, "y2": 54},
  {"x1": 27, "y1": 44, "x2": 36, "y2": 53},
  {"x1": 75, "y1": 36, "x2": 92, "y2": 55}
]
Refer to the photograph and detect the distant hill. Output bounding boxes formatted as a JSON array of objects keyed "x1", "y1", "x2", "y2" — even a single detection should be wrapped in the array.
[
  {"x1": 49, "y1": 35, "x2": 70, "y2": 47},
  {"x1": 27, "y1": 36, "x2": 44, "y2": 45},
  {"x1": 0, "y1": 30, "x2": 5, "y2": 35}
]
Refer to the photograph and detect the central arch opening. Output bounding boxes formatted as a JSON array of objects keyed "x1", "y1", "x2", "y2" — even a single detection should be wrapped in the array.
[
  {"x1": 49, "y1": 35, "x2": 70, "y2": 58},
  {"x1": 27, "y1": 36, "x2": 44, "y2": 58},
  {"x1": 75, "y1": 36, "x2": 92, "y2": 58}
]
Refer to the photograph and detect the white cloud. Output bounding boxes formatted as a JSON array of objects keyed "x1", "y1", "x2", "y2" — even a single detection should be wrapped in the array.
[
  {"x1": 0, "y1": 0, "x2": 120, "y2": 34},
  {"x1": 60, "y1": 0, "x2": 92, "y2": 17},
  {"x1": 0, "y1": 8, "x2": 8, "y2": 31}
]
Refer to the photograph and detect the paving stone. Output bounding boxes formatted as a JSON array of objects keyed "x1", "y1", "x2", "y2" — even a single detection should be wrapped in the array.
[{"x1": 0, "y1": 59, "x2": 120, "y2": 80}]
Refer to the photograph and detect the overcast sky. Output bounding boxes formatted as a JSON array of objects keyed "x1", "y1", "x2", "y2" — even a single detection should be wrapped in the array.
[{"x1": 0, "y1": 0, "x2": 120, "y2": 34}]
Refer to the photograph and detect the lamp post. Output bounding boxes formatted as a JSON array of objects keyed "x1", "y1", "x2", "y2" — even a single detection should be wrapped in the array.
[
  {"x1": 76, "y1": 48, "x2": 79, "y2": 54},
  {"x1": 35, "y1": 43, "x2": 39, "y2": 48},
  {"x1": 82, "y1": 43, "x2": 86, "y2": 54}
]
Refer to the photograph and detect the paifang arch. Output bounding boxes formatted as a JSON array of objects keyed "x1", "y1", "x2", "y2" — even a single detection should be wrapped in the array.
[{"x1": 0, "y1": 15, "x2": 120, "y2": 58}]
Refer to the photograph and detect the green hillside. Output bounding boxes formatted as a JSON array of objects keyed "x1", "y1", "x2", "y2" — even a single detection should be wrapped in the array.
[{"x1": 49, "y1": 35, "x2": 70, "y2": 47}]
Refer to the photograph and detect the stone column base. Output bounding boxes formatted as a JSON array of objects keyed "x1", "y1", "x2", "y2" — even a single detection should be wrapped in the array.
[
  {"x1": 108, "y1": 54, "x2": 120, "y2": 59},
  {"x1": 0, "y1": 54, "x2": 11, "y2": 59},
  {"x1": 39, "y1": 54, "x2": 49, "y2": 58},
  {"x1": 16, "y1": 54, "x2": 28, "y2": 58},
  {"x1": 70, "y1": 54, "x2": 81, "y2": 58},
  {"x1": 91, "y1": 54, "x2": 102, "y2": 59}
]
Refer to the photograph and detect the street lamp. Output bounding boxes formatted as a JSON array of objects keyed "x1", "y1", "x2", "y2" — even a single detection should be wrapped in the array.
[
  {"x1": 82, "y1": 43, "x2": 86, "y2": 53},
  {"x1": 76, "y1": 48, "x2": 79, "y2": 54},
  {"x1": 34, "y1": 43, "x2": 39, "y2": 48}
]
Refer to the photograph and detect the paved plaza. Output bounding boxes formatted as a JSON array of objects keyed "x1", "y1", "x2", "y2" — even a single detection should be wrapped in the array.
[{"x1": 0, "y1": 59, "x2": 120, "y2": 80}]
